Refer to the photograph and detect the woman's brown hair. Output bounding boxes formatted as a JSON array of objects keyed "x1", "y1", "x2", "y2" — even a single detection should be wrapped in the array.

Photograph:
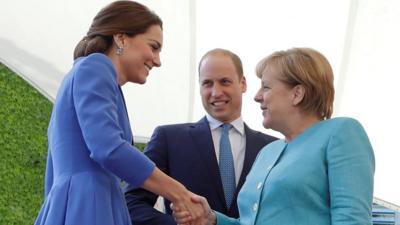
[{"x1": 73, "y1": 0, "x2": 162, "y2": 60}]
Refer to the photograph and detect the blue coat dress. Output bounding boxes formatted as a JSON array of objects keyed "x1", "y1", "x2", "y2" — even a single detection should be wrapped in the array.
[
  {"x1": 34, "y1": 53, "x2": 155, "y2": 225},
  {"x1": 216, "y1": 117, "x2": 375, "y2": 225}
]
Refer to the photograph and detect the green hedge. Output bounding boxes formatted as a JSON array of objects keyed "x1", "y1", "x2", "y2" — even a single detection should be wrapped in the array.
[{"x1": 0, "y1": 63, "x2": 146, "y2": 224}]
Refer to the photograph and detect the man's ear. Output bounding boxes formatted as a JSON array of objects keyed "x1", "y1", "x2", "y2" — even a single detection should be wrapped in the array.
[
  {"x1": 292, "y1": 84, "x2": 305, "y2": 106},
  {"x1": 240, "y1": 76, "x2": 247, "y2": 93}
]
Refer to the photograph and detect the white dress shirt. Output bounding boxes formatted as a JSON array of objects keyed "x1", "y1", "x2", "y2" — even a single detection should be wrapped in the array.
[{"x1": 206, "y1": 114, "x2": 246, "y2": 186}]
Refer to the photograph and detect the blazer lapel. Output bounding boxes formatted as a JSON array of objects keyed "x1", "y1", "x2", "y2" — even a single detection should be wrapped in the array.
[
  {"x1": 237, "y1": 125, "x2": 259, "y2": 190},
  {"x1": 243, "y1": 140, "x2": 286, "y2": 225},
  {"x1": 262, "y1": 140, "x2": 287, "y2": 172},
  {"x1": 189, "y1": 117, "x2": 227, "y2": 209}
]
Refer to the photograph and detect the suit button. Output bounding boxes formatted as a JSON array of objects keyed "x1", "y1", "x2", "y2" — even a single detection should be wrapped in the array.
[
  {"x1": 257, "y1": 182, "x2": 262, "y2": 189},
  {"x1": 253, "y1": 203, "x2": 258, "y2": 211}
]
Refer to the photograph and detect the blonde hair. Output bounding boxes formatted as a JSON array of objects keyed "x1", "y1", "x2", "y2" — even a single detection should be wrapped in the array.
[{"x1": 256, "y1": 47, "x2": 334, "y2": 119}]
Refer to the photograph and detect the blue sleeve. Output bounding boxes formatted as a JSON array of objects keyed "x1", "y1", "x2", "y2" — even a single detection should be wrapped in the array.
[
  {"x1": 124, "y1": 126, "x2": 176, "y2": 225},
  {"x1": 327, "y1": 118, "x2": 375, "y2": 225},
  {"x1": 72, "y1": 54, "x2": 155, "y2": 187},
  {"x1": 215, "y1": 211, "x2": 240, "y2": 225}
]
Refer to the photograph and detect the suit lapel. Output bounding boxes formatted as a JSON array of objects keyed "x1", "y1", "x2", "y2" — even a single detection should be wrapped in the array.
[{"x1": 189, "y1": 117, "x2": 227, "y2": 209}]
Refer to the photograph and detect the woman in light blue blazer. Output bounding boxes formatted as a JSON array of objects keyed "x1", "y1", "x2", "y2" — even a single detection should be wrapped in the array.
[
  {"x1": 173, "y1": 47, "x2": 375, "y2": 225},
  {"x1": 34, "y1": 1, "x2": 202, "y2": 225}
]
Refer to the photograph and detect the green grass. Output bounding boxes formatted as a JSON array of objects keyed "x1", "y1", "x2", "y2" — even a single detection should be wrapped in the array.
[
  {"x1": 0, "y1": 63, "x2": 147, "y2": 224},
  {"x1": 0, "y1": 63, "x2": 52, "y2": 225}
]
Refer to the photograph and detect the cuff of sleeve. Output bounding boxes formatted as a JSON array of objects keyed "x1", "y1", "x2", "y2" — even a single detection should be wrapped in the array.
[{"x1": 215, "y1": 211, "x2": 239, "y2": 225}]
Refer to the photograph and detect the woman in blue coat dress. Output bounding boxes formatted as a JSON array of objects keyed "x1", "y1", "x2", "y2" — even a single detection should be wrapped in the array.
[
  {"x1": 174, "y1": 48, "x2": 375, "y2": 225},
  {"x1": 34, "y1": 1, "x2": 202, "y2": 225}
]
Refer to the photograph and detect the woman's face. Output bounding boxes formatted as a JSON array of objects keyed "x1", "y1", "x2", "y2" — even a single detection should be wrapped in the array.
[
  {"x1": 118, "y1": 25, "x2": 163, "y2": 84},
  {"x1": 254, "y1": 65, "x2": 295, "y2": 131}
]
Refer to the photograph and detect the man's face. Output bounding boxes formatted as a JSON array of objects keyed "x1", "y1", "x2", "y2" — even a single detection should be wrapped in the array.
[{"x1": 199, "y1": 54, "x2": 247, "y2": 123}]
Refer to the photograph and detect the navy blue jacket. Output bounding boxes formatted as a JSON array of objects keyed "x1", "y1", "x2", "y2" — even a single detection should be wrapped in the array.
[{"x1": 124, "y1": 117, "x2": 277, "y2": 225}]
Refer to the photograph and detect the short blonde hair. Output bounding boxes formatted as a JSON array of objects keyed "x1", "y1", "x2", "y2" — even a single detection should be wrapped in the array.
[{"x1": 256, "y1": 48, "x2": 334, "y2": 119}]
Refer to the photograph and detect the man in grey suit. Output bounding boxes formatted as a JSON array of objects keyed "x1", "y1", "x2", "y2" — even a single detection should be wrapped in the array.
[{"x1": 124, "y1": 48, "x2": 277, "y2": 225}]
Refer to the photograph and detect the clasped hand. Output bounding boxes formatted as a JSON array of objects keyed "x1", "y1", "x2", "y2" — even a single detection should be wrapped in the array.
[{"x1": 171, "y1": 193, "x2": 216, "y2": 225}]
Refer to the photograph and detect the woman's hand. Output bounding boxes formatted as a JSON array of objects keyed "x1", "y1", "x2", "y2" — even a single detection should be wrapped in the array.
[
  {"x1": 141, "y1": 168, "x2": 206, "y2": 224},
  {"x1": 171, "y1": 193, "x2": 217, "y2": 225},
  {"x1": 170, "y1": 191, "x2": 204, "y2": 225}
]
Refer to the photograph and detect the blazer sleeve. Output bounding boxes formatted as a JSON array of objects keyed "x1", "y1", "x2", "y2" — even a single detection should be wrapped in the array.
[
  {"x1": 327, "y1": 118, "x2": 375, "y2": 225},
  {"x1": 124, "y1": 126, "x2": 176, "y2": 225},
  {"x1": 215, "y1": 211, "x2": 240, "y2": 225},
  {"x1": 72, "y1": 55, "x2": 154, "y2": 187}
]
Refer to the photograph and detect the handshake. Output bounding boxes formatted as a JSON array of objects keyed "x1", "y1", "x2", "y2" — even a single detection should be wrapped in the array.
[{"x1": 170, "y1": 193, "x2": 217, "y2": 225}]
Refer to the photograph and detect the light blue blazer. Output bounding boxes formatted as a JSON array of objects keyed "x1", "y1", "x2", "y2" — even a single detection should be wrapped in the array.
[{"x1": 216, "y1": 117, "x2": 375, "y2": 225}]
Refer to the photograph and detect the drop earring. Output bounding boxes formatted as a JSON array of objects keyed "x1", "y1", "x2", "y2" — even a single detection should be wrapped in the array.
[{"x1": 116, "y1": 46, "x2": 124, "y2": 55}]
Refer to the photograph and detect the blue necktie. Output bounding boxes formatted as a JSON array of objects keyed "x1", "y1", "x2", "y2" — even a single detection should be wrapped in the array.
[{"x1": 219, "y1": 124, "x2": 236, "y2": 208}]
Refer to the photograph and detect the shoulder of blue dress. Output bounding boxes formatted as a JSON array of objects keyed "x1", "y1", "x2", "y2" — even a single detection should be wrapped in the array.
[
  {"x1": 77, "y1": 53, "x2": 118, "y2": 82},
  {"x1": 85, "y1": 53, "x2": 113, "y2": 66}
]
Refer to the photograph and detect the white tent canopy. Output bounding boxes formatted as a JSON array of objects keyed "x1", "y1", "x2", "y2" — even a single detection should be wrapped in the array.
[{"x1": 1, "y1": 0, "x2": 399, "y2": 208}]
